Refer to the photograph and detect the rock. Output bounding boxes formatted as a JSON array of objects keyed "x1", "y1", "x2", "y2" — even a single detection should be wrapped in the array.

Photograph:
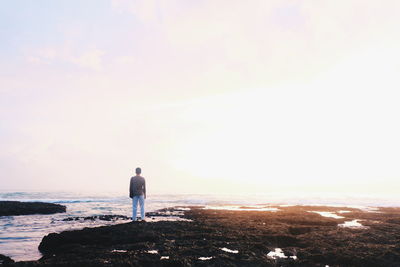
[
  {"x1": 9, "y1": 205, "x2": 400, "y2": 266},
  {"x1": 0, "y1": 201, "x2": 66, "y2": 216},
  {"x1": 288, "y1": 226, "x2": 312, "y2": 235},
  {"x1": 0, "y1": 254, "x2": 14, "y2": 265},
  {"x1": 62, "y1": 215, "x2": 130, "y2": 221}
]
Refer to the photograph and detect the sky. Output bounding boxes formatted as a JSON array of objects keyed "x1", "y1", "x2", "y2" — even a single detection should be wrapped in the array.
[{"x1": 1, "y1": 0, "x2": 400, "y2": 195}]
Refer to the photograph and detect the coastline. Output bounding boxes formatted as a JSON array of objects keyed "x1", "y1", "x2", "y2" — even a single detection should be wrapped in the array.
[{"x1": 3, "y1": 205, "x2": 400, "y2": 266}]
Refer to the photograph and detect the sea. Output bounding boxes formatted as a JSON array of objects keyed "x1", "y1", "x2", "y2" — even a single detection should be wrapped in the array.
[{"x1": 1, "y1": 191, "x2": 400, "y2": 262}]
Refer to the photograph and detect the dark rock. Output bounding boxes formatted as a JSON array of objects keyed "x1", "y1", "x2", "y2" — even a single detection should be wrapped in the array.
[
  {"x1": 262, "y1": 235, "x2": 300, "y2": 246},
  {"x1": 9, "y1": 205, "x2": 400, "y2": 266},
  {"x1": 386, "y1": 218, "x2": 400, "y2": 224},
  {"x1": 62, "y1": 215, "x2": 130, "y2": 221},
  {"x1": 288, "y1": 226, "x2": 313, "y2": 235},
  {"x1": 0, "y1": 254, "x2": 14, "y2": 265},
  {"x1": 0, "y1": 201, "x2": 66, "y2": 216}
]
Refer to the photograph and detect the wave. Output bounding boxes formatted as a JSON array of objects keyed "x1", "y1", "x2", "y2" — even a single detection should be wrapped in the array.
[{"x1": 2, "y1": 192, "x2": 400, "y2": 207}]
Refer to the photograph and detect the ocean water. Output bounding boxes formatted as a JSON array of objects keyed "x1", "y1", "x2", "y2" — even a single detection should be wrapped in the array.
[{"x1": 1, "y1": 191, "x2": 400, "y2": 261}]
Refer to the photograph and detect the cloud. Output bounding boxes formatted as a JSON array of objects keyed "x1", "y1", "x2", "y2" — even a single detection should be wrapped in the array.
[
  {"x1": 109, "y1": 0, "x2": 400, "y2": 84},
  {"x1": 69, "y1": 49, "x2": 105, "y2": 70},
  {"x1": 27, "y1": 45, "x2": 105, "y2": 71},
  {"x1": 112, "y1": 0, "x2": 159, "y2": 22},
  {"x1": 2, "y1": 0, "x2": 400, "y2": 193}
]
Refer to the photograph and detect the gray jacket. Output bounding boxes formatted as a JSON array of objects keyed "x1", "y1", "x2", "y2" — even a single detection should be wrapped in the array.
[{"x1": 129, "y1": 176, "x2": 146, "y2": 198}]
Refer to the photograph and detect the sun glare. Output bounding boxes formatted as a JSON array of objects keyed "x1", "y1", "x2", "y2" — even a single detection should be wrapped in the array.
[{"x1": 170, "y1": 46, "x2": 400, "y2": 194}]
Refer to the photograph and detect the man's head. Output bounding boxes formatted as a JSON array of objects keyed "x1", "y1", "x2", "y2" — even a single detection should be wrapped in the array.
[{"x1": 135, "y1": 167, "x2": 141, "y2": 175}]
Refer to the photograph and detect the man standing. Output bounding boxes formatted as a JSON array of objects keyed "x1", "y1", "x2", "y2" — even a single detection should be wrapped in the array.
[{"x1": 129, "y1": 167, "x2": 146, "y2": 221}]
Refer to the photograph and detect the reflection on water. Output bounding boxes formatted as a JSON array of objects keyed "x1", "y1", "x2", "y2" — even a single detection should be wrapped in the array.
[
  {"x1": 308, "y1": 211, "x2": 345, "y2": 219},
  {"x1": 111, "y1": 249, "x2": 127, "y2": 253},
  {"x1": 199, "y1": 256, "x2": 213, "y2": 260},
  {"x1": 267, "y1": 248, "x2": 297, "y2": 260},
  {"x1": 204, "y1": 205, "x2": 279, "y2": 212},
  {"x1": 338, "y1": 219, "x2": 366, "y2": 228},
  {"x1": 220, "y1": 247, "x2": 239, "y2": 253},
  {"x1": 147, "y1": 217, "x2": 192, "y2": 222}
]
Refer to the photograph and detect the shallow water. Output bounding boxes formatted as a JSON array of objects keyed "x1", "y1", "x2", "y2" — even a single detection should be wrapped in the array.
[
  {"x1": 111, "y1": 249, "x2": 127, "y2": 253},
  {"x1": 0, "y1": 205, "x2": 129, "y2": 261},
  {"x1": 220, "y1": 247, "x2": 239, "y2": 253},
  {"x1": 267, "y1": 248, "x2": 297, "y2": 260},
  {"x1": 308, "y1": 211, "x2": 345, "y2": 219},
  {"x1": 0, "y1": 192, "x2": 201, "y2": 261},
  {"x1": 199, "y1": 256, "x2": 213, "y2": 260},
  {"x1": 204, "y1": 205, "x2": 279, "y2": 212},
  {"x1": 338, "y1": 219, "x2": 366, "y2": 228}
]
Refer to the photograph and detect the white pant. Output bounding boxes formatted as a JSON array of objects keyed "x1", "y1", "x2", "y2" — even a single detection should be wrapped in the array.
[{"x1": 132, "y1": 195, "x2": 145, "y2": 220}]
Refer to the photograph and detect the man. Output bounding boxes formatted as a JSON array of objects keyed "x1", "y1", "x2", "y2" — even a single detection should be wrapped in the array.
[{"x1": 129, "y1": 167, "x2": 146, "y2": 221}]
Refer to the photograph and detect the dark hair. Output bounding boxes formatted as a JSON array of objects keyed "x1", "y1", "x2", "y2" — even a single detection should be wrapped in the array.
[{"x1": 135, "y1": 167, "x2": 141, "y2": 175}]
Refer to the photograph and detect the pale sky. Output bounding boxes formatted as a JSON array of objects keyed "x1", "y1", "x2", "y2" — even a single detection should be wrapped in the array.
[{"x1": 1, "y1": 0, "x2": 400, "y2": 195}]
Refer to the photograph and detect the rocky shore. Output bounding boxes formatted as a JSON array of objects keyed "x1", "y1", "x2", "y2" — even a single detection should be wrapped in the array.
[
  {"x1": 3, "y1": 205, "x2": 400, "y2": 266},
  {"x1": 0, "y1": 255, "x2": 14, "y2": 265},
  {"x1": 0, "y1": 201, "x2": 66, "y2": 216}
]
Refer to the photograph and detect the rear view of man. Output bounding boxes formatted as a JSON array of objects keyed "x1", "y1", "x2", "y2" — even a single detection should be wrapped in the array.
[{"x1": 129, "y1": 167, "x2": 146, "y2": 221}]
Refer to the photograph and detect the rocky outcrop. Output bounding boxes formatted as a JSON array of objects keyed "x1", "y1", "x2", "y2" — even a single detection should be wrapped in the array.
[
  {"x1": 0, "y1": 201, "x2": 66, "y2": 216},
  {"x1": 8, "y1": 205, "x2": 400, "y2": 266},
  {"x1": 62, "y1": 215, "x2": 130, "y2": 221},
  {"x1": 0, "y1": 254, "x2": 14, "y2": 265}
]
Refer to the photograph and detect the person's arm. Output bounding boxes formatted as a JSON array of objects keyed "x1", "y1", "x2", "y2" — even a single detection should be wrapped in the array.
[
  {"x1": 143, "y1": 179, "x2": 146, "y2": 199},
  {"x1": 129, "y1": 178, "x2": 133, "y2": 198}
]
